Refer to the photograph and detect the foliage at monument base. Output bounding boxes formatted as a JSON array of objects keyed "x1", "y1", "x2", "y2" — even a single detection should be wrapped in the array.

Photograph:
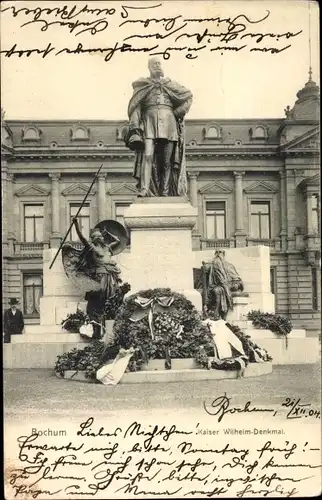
[
  {"x1": 113, "y1": 288, "x2": 215, "y2": 372},
  {"x1": 54, "y1": 341, "x2": 118, "y2": 380},
  {"x1": 61, "y1": 309, "x2": 88, "y2": 333},
  {"x1": 55, "y1": 288, "x2": 273, "y2": 379},
  {"x1": 61, "y1": 282, "x2": 132, "y2": 334},
  {"x1": 104, "y1": 282, "x2": 131, "y2": 320},
  {"x1": 247, "y1": 310, "x2": 292, "y2": 336}
]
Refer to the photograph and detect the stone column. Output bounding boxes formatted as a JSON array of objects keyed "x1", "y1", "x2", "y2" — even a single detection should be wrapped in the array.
[
  {"x1": 2, "y1": 161, "x2": 8, "y2": 242},
  {"x1": 233, "y1": 171, "x2": 246, "y2": 247},
  {"x1": 97, "y1": 172, "x2": 106, "y2": 222},
  {"x1": 316, "y1": 195, "x2": 320, "y2": 232},
  {"x1": 188, "y1": 171, "x2": 200, "y2": 249},
  {"x1": 49, "y1": 173, "x2": 61, "y2": 247},
  {"x1": 2, "y1": 163, "x2": 15, "y2": 255},
  {"x1": 305, "y1": 191, "x2": 314, "y2": 235},
  {"x1": 279, "y1": 170, "x2": 287, "y2": 250},
  {"x1": 188, "y1": 171, "x2": 199, "y2": 207},
  {"x1": 6, "y1": 172, "x2": 16, "y2": 246}
]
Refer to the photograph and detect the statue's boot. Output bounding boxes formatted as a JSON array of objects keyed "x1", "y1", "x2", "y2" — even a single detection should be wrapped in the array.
[
  {"x1": 138, "y1": 188, "x2": 149, "y2": 198},
  {"x1": 162, "y1": 166, "x2": 171, "y2": 196},
  {"x1": 140, "y1": 154, "x2": 153, "y2": 196}
]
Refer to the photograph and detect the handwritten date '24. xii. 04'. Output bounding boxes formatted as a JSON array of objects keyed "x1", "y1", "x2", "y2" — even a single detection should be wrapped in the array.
[
  {"x1": 6, "y1": 412, "x2": 321, "y2": 499},
  {"x1": 1, "y1": 3, "x2": 303, "y2": 61},
  {"x1": 203, "y1": 394, "x2": 321, "y2": 422}
]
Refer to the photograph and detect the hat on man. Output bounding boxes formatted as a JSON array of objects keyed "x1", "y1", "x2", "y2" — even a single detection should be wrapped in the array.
[{"x1": 9, "y1": 298, "x2": 19, "y2": 306}]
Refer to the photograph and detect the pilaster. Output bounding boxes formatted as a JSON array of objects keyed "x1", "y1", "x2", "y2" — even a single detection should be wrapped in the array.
[
  {"x1": 279, "y1": 170, "x2": 287, "y2": 251},
  {"x1": 49, "y1": 173, "x2": 62, "y2": 247},
  {"x1": 188, "y1": 171, "x2": 201, "y2": 249},
  {"x1": 97, "y1": 172, "x2": 107, "y2": 222},
  {"x1": 234, "y1": 171, "x2": 246, "y2": 247}
]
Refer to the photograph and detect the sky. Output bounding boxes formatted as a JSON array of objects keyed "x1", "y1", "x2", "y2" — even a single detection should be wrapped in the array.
[{"x1": 0, "y1": 0, "x2": 320, "y2": 120}]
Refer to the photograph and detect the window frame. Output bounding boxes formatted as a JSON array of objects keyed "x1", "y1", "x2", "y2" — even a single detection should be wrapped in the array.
[
  {"x1": 270, "y1": 266, "x2": 277, "y2": 310},
  {"x1": 69, "y1": 202, "x2": 91, "y2": 242},
  {"x1": 112, "y1": 197, "x2": 133, "y2": 221},
  {"x1": 205, "y1": 200, "x2": 227, "y2": 239},
  {"x1": 114, "y1": 202, "x2": 131, "y2": 227},
  {"x1": 312, "y1": 267, "x2": 319, "y2": 311},
  {"x1": 202, "y1": 196, "x2": 230, "y2": 239},
  {"x1": 246, "y1": 194, "x2": 276, "y2": 239},
  {"x1": 23, "y1": 203, "x2": 45, "y2": 243},
  {"x1": 250, "y1": 201, "x2": 271, "y2": 239},
  {"x1": 311, "y1": 195, "x2": 319, "y2": 234},
  {"x1": 22, "y1": 271, "x2": 43, "y2": 318}
]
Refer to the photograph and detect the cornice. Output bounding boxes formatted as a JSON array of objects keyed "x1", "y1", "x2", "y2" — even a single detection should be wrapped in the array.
[
  {"x1": 6, "y1": 118, "x2": 285, "y2": 126},
  {"x1": 278, "y1": 149, "x2": 320, "y2": 158},
  {"x1": 8, "y1": 149, "x2": 281, "y2": 161}
]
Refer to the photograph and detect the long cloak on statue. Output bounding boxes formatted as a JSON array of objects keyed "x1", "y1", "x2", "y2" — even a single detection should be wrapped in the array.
[{"x1": 127, "y1": 77, "x2": 193, "y2": 196}]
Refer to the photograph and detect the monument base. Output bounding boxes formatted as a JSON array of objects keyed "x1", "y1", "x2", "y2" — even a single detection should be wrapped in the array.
[
  {"x1": 122, "y1": 197, "x2": 202, "y2": 310},
  {"x1": 57, "y1": 362, "x2": 273, "y2": 384}
]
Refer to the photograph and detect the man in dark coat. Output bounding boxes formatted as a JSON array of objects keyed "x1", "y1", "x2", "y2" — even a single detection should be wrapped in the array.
[{"x1": 3, "y1": 298, "x2": 24, "y2": 343}]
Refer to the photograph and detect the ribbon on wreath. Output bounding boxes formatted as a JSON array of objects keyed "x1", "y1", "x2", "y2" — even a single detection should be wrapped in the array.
[{"x1": 129, "y1": 296, "x2": 175, "y2": 339}]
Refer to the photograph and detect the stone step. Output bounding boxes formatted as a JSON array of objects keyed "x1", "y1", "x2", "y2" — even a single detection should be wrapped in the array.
[
  {"x1": 3, "y1": 342, "x2": 86, "y2": 369},
  {"x1": 61, "y1": 362, "x2": 273, "y2": 384},
  {"x1": 3, "y1": 335, "x2": 319, "y2": 368},
  {"x1": 25, "y1": 324, "x2": 64, "y2": 334},
  {"x1": 253, "y1": 337, "x2": 319, "y2": 364},
  {"x1": 246, "y1": 328, "x2": 306, "y2": 339},
  {"x1": 12, "y1": 333, "x2": 84, "y2": 343}
]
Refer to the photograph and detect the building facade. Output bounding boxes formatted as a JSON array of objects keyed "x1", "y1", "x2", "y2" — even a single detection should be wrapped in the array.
[{"x1": 1, "y1": 76, "x2": 320, "y2": 336}]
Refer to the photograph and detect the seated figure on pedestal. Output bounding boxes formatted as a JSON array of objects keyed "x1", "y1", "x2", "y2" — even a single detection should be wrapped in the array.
[
  {"x1": 125, "y1": 57, "x2": 193, "y2": 197},
  {"x1": 201, "y1": 250, "x2": 245, "y2": 320}
]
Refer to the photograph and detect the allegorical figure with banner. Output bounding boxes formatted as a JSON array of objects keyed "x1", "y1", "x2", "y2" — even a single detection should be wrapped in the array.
[
  {"x1": 125, "y1": 57, "x2": 193, "y2": 197},
  {"x1": 61, "y1": 217, "x2": 128, "y2": 339},
  {"x1": 62, "y1": 219, "x2": 124, "y2": 301}
]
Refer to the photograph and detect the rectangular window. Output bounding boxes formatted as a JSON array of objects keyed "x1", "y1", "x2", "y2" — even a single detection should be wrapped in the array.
[
  {"x1": 24, "y1": 204, "x2": 44, "y2": 242},
  {"x1": 205, "y1": 201, "x2": 226, "y2": 239},
  {"x1": 70, "y1": 203, "x2": 90, "y2": 242},
  {"x1": 270, "y1": 267, "x2": 276, "y2": 295},
  {"x1": 251, "y1": 201, "x2": 271, "y2": 238},
  {"x1": 115, "y1": 203, "x2": 130, "y2": 227},
  {"x1": 23, "y1": 273, "x2": 43, "y2": 316},
  {"x1": 312, "y1": 196, "x2": 319, "y2": 233},
  {"x1": 312, "y1": 267, "x2": 318, "y2": 311}
]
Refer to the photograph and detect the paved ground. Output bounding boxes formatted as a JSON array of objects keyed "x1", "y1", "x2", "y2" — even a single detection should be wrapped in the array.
[{"x1": 4, "y1": 363, "x2": 321, "y2": 417}]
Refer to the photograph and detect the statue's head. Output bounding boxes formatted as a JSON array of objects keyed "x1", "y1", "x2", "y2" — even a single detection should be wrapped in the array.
[
  {"x1": 148, "y1": 57, "x2": 164, "y2": 78},
  {"x1": 90, "y1": 229, "x2": 105, "y2": 245},
  {"x1": 214, "y1": 250, "x2": 225, "y2": 259}
]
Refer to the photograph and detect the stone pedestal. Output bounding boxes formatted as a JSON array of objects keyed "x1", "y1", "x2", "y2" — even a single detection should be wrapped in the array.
[
  {"x1": 123, "y1": 197, "x2": 202, "y2": 310},
  {"x1": 40, "y1": 248, "x2": 82, "y2": 326},
  {"x1": 227, "y1": 295, "x2": 250, "y2": 322}
]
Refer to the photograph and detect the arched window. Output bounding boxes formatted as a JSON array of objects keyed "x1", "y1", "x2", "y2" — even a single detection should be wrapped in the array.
[
  {"x1": 70, "y1": 125, "x2": 90, "y2": 141},
  {"x1": 253, "y1": 126, "x2": 266, "y2": 138},
  {"x1": 74, "y1": 127, "x2": 86, "y2": 139},
  {"x1": 207, "y1": 126, "x2": 219, "y2": 138},
  {"x1": 116, "y1": 126, "x2": 129, "y2": 141},
  {"x1": 22, "y1": 127, "x2": 41, "y2": 141}
]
